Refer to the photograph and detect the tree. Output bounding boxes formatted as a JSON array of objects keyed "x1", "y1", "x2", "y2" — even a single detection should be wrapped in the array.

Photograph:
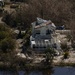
[
  {"x1": 45, "y1": 48, "x2": 55, "y2": 65},
  {"x1": 0, "y1": 38, "x2": 16, "y2": 53},
  {"x1": 63, "y1": 51, "x2": 69, "y2": 59},
  {"x1": 0, "y1": 24, "x2": 16, "y2": 52},
  {"x1": 61, "y1": 43, "x2": 70, "y2": 59},
  {"x1": 2, "y1": 10, "x2": 17, "y2": 27},
  {"x1": 0, "y1": 31, "x2": 7, "y2": 40},
  {"x1": 0, "y1": 23, "x2": 10, "y2": 31},
  {"x1": 2, "y1": 0, "x2": 74, "y2": 29},
  {"x1": 61, "y1": 43, "x2": 67, "y2": 51}
]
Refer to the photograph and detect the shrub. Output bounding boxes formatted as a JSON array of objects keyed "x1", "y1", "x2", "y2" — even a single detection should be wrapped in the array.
[
  {"x1": 0, "y1": 24, "x2": 16, "y2": 53},
  {"x1": 61, "y1": 43, "x2": 68, "y2": 51},
  {"x1": 0, "y1": 38, "x2": 16, "y2": 53},
  {"x1": 63, "y1": 52, "x2": 69, "y2": 59}
]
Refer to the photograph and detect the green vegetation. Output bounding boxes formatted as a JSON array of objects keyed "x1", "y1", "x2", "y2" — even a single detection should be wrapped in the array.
[
  {"x1": 61, "y1": 43, "x2": 68, "y2": 51},
  {"x1": 2, "y1": 0, "x2": 75, "y2": 28},
  {"x1": 0, "y1": 24, "x2": 16, "y2": 53},
  {"x1": 59, "y1": 62, "x2": 75, "y2": 67},
  {"x1": 61, "y1": 43, "x2": 70, "y2": 59},
  {"x1": 63, "y1": 51, "x2": 69, "y2": 59},
  {"x1": 66, "y1": 34, "x2": 72, "y2": 42},
  {"x1": 0, "y1": 38, "x2": 15, "y2": 52},
  {"x1": 45, "y1": 48, "x2": 55, "y2": 65},
  {"x1": 23, "y1": 27, "x2": 31, "y2": 48},
  {"x1": 0, "y1": 24, "x2": 32, "y2": 69},
  {"x1": 0, "y1": 24, "x2": 17, "y2": 68}
]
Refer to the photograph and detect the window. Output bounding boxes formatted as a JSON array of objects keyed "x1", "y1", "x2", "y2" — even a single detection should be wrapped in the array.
[
  {"x1": 46, "y1": 29, "x2": 52, "y2": 34},
  {"x1": 33, "y1": 45, "x2": 35, "y2": 48},
  {"x1": 36, "y1": 30, "x2": 40, "y2": 34}
]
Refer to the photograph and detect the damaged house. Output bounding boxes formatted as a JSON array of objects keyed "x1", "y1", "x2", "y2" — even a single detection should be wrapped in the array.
[{"x1": 30, "y1": 18, "x2": 61, "y2": 51}]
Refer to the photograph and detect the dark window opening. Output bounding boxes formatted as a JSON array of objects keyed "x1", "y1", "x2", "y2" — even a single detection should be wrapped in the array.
[
  {"x1": 33, "y1": 45, "x2": 35, "y2": 48},
  {"x1": 36, "y1": 33, "x2": 40, "y2": 34},
  {"x1": 46, "y1": 29, "x2": 52, "y2": 34},
  {"x1": 36, "y1": 30, "x2": 40, "y2": 34}
]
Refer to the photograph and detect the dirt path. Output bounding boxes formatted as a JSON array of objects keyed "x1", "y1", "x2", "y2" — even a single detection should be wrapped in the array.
[{"x1": 16, "y1": 39, "x2": 23, "y2": 52}]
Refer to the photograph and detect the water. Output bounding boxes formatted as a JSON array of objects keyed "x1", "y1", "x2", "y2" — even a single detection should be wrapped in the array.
[{"x1": 0, "y1": 67, "x2": 75, "y2": 75}]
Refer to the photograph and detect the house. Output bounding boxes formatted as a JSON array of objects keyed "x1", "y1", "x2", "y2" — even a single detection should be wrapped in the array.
[{"x1": 30, "y1": 18, "x2": 61, "y2": 51}]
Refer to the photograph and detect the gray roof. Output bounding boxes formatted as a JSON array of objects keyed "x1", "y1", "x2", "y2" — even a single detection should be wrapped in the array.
[
  {"x1": 31, "y1": 17, "x2": 51, "y2": 26},
  {"x1": 31, "y1": 17, "x2": 56, "y2": 30}
]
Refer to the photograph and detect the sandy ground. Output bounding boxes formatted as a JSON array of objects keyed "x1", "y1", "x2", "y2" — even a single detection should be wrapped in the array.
[{"x1": 53, "y1": 51, "x2": 75, "y2": 64}]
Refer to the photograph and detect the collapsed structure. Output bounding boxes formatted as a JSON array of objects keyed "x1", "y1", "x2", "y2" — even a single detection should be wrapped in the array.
[{"x1": 30, "y1": 18, "x2": 61, "y2": 51}]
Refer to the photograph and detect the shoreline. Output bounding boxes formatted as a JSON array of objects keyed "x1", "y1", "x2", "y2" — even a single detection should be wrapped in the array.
[
  {"x1": 53, "y1": 62, "x2": 75, "y2": 67},
  {"x1": 0, "y1": 61, "x2": 75, "y2": 71}
]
